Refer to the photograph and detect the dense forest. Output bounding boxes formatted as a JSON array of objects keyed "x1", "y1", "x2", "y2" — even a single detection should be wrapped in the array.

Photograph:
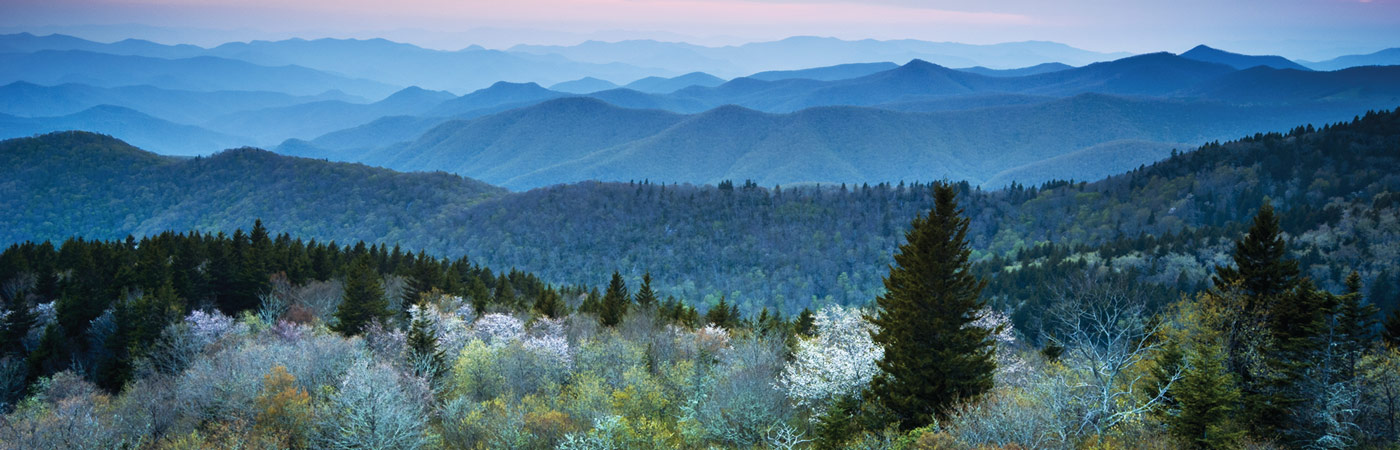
[
  {"x1": 3, "y1": 189, "x2": 1399, "y2": 448},
  {"x1": 6, "y1": 109, "x2": 1399, "y2": 334}
]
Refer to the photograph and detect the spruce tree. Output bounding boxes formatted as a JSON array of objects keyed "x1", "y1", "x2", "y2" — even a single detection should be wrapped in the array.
[
  {"x1": 1384, "y1": 308, "x2": 1400, "y2": 347},
  {"x1": 579, "y1": 288, "x2": 602, "y2": 315},
  {"x1": 867, "y1": 183, "x2": 994, "y2": 430},
  {"x1": 634, "y1": 272, "x2": 658, "y2": 310},
  {"x1": 1338, "y1": 271, "x2": 1378, "y2": 376},
  {"x1": 466, "y1": 276, "x2": 490, "y2": 315},
  {"x1": 533, "y1": 289, "x2": 567, "y2": 319},
  {"x1": 494, "y1": 274, "x2": 517, "y2": 310},
  {"x1": 0, "y1": 291, "x2": 35, "y2": 356},
  {"x1": 1213, "y1": 202, "x2": 1300, "y2": 302},
  {"x1": 705, "y1": 296, "x2": 733, "y2": 328},
  {"x1": 1170, "y1": 338, "x2": 1245, "y2": 450},
  {"x1": 795, "y1": 308, "x2": 816, "y2": 337},
  {"x1": 599, "y1": 271, "x2": 630, "y2": 327},
  {"x1": 332, "y1": 255, "x2": 391, "y2": 336},
  {"x1": 406, "y1": 304, "x2": 446, "y2": 380},
  {"x1": 1259, "y1": 280, "x2": 1327, "y2": 441}
]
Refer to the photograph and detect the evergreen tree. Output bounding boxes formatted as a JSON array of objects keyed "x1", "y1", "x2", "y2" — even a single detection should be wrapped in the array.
[
  {"x1": 1213, "y1": 202, "x2": 1300, "y2": 302},
  {"x1": 579, "y1": 288, "x2": 602, "y2": 315},
  {"x1": 406, "y1": 303, "x2": 446, "y2": 380},
  {"x1": 867, "y1": 183, "x2": 994, "y2": 430},
  {"x1": 1338, "y1": 271, "x2": 1378, "y2": 375},
  {"x1": 1170, "y1": 338, "x2": 1245, "y2": 450},
  {"x1": 1384, "y1": 308, "x2": 1400, "y2": 347},
  {"x1": 402, "y1": 252, "x2": 442, "y2": 312},
  {"x1": 795, "y1": 308, "x2": 816, "y2": 337},
  {"x1": 494, "y1": 274, "x2": 517, "y2": 310},
  {"x1": 0, "y1": 291, "x2": 35, "y2": 356},
  {"x1": 100, "y1": 282, "x2": 181, "y2": 391},
  {"x1": 814, "y1": 395, "x2": 859, "y2": 450},
  {"x1": 634, "y1": 272, "x2": 658, "y2": 310},
  {"x1": 599, "y1": 271, "x2": 630, "y2": 327},
  {"x1": 466, "y1": 276, "x2": 490, "y2": 315},
  {"x1": 705, "y1": 296, "x2": 733, "y2": 328},
  {"x1": 332, "y1": 255, "x2": 391, "y2": 336},
  {"x1": 1259, "y1": 280, "x2": 1328, "y2": 441},
  {"x1": 533, "y1": 289, "x2": 567, "y2": 319}
]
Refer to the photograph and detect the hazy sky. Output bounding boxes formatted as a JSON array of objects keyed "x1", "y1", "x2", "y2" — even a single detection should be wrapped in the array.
[{"x1": 4, "y1": 0, "x2": 1398, "y2": 59}]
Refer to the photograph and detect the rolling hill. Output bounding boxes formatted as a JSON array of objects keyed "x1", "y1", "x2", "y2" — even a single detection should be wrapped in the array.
[
  {"x1": 0, "y1": 131, "x2": 503, "y2": 245},
  {"x1": 0, "y1": 81, "x2": 364, "y2": 125},
  {"x1": 360, "y1": 93, "x2": 1393, "y2": 190},
  {"x1": 0, "y1": 105, "x2": 249, "y2": 155}
]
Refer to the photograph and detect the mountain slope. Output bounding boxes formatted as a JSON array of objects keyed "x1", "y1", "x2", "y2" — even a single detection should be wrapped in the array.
[
  {"x1": 1, "y1": 131, "x2": 503, "y2": 245},
  {"x1": 0, "y1": 81, "x2": 359, "y2": 124},
  {"x1": 623, "y1": 72, "x2": 725, "y2": 93},
  {"x1": 364, "y1": 97, "x2": 686, "y2": 187},
  {"x1": 204, "y1": 86, "x2": 454, "y2": 144},
  {"x1": 1302, "y1": 48, "x2": 1400, "y2": 71},
  {"x1": 394, "y1": 93, "x2": 1386, "y2": 189},
  {"x1": 550, "y1": 77, "x2": 621, "y2": 93},
  {"x1": 1180, "y1": 45, "x2": 1311, "y2": 70},
  {"x1": 0, "y1": 105, "x2": 250, "y2": 155},
  {"x1": 748, "y1": 62, "x2": 900, "y2": 81}
]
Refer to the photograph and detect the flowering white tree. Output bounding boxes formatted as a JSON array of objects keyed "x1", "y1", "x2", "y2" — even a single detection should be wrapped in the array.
[
  {"x1": 971, "y1": 307, "x2": 1032, "y2": 386},
  {"x1": 776, "y1": 305, "x2": 882, "y2": 413},
  {"x1": 472, "y1": 313, "x2": 524, "y2": 346},
  {"x1": 185, "y1": 309, "x2": 241, "y2": 347}
]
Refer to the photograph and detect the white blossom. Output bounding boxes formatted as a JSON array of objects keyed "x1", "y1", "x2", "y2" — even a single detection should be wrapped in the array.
[
  {"x1": 472, "y1": 313, "x2": 523, "y2": 346},
  {"x1": 777, "y1": 306, "x2": 882, "y2": 412}
]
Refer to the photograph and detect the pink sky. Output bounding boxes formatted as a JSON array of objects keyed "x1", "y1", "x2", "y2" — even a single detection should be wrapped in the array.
[{"x1": 4, "y1": 0, "x2": 1398, "y2": 58}]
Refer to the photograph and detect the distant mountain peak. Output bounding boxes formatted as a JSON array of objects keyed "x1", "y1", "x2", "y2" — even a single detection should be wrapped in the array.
[{"x1": 1180, "y1": 45, "x2": 1310, "y2": 71}]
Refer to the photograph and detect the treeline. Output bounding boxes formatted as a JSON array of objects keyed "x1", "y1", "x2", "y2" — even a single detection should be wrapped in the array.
[{"x1": 0, "y1": 220, "x2": 663, "y2": 396}]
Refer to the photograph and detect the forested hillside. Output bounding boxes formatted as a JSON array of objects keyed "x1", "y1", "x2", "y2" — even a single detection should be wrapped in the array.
[{"x1": 5, "y1": 110, "x2": 1399, "y2": 327}]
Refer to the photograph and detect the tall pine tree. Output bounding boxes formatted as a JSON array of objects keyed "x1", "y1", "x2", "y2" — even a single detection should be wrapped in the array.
[
  {"x1": 598, "y1": 271, "x2": 630, "y2": 327},
  {"x1": 634, "y1": 272, "x2": 658, "y2": 310},
  {"x1": 332, "y1": 255, "x2": 391, "y2": 336},
  {"x1": 867, "y1": 183, "x2": 994, "y2": 430},
  {"x1": 1170, "y1": 336, "x2": 1245, "y2": 450}
]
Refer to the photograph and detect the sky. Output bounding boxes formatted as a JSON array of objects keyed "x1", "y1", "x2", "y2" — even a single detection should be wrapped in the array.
[{"x1": 3, "y1": 0, "x2": 1398, "y2": 59}]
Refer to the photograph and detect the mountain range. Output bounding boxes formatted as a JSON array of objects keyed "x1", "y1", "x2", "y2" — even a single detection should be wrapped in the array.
[{"x1": 3, "y1": 32, "x2": 1399, "y2": 191}]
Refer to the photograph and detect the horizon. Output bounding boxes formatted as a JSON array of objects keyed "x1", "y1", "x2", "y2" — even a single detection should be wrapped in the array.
[{"x1": 4, "y1": 0, "x2": 1399, "y2": 60}]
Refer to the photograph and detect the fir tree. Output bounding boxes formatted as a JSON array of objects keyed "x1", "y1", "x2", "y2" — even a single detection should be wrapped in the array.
[
  {"x1": 599, "y1": 271, "x2": 630, "y2": 327},
  {"x1": 533, "y1": 289, "x2": 567, "y2": 319},
  {"x1": 494, "y1": 274, "x2": 517, "y2": 310},
  {"x1": 867, "y1": 183, "x2": 994, "y2": 430},
  {"x1": 332, "y1": 255, "x2": 391, "y2": 336},
  {"x1": 1213, "y1": 202, "x2": 1300, "y2": 302},
  {"x1": 705, "y1": 296, "x2": 733, "y2": 328},
  {"x1": 1170, "y1": 337, "x2": 1245, "y2": 450},
  {"x1": 579, "y1": 288, "x2": 602, "y2": 315},
  {"x1": 0, "y1": 291, "x2": 35, "y2": 356},
  {"x1": 1384, "y1": 308, "x2": 1400, "y2": 347},
  {"x1": 466, "y1": 276, "x2": 490, "y2": 315},
  {"x1": 402, "y1": 252, "x2": 442, "y2": 312},
  {"x1": 406, "y1": 303, "x2": 446, "y2": 380},
  {"x1": 1338, "y1": 271, "x2": 1378, "y2": 376},
  {"x1": 634, "y1": 272, "x2": 658, "y2": 310},
  {"x1": 795, "y1": 308, "x2": 816, "y2": 337},
  {"x1": 814, "y1": 395, "x2": 858, "y2": 450}
]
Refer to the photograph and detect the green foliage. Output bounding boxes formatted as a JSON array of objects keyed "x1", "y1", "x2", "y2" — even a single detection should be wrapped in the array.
[
  {"x1": 599, "y1": 271, "x2": 630, "y2": 327},
  {"x1": 868, "y1": 183, "x2": 995, "y2": 430},
  {"x1": 1170, "y1": 337, "x2": 1245, "y2": 450},
  {"x1": 331, "y1": 255, "x2": 391, "y2": 336}
]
